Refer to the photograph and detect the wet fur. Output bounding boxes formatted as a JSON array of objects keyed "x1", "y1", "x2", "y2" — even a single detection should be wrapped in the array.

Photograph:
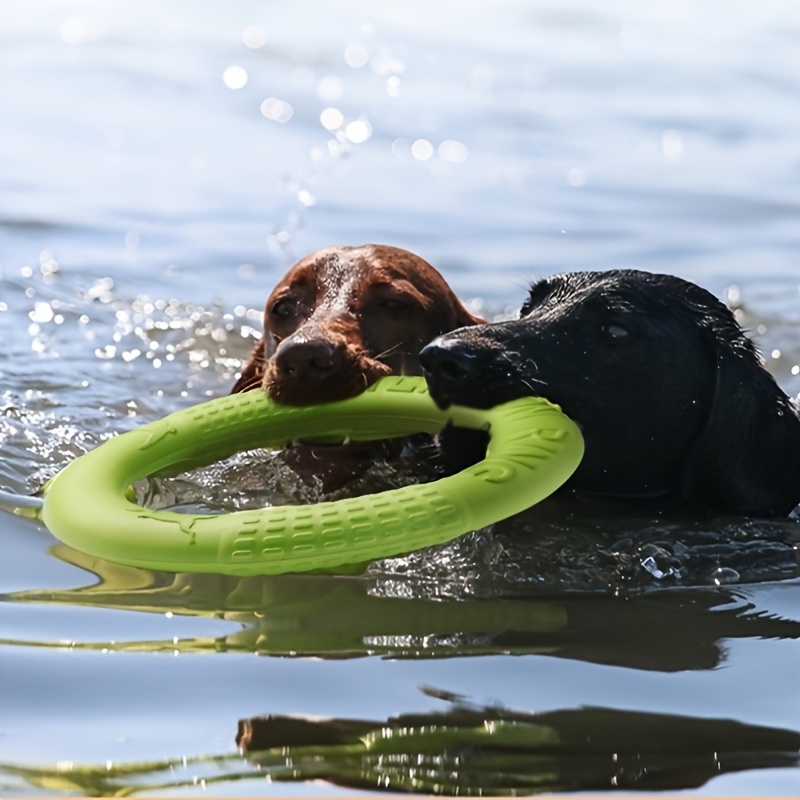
[
  {"x1": 232, "y1": 244, "x2": 481, "y2": 404},
  {"x1": 421, "y1": 269, "x2": 800, "y2": 517}
]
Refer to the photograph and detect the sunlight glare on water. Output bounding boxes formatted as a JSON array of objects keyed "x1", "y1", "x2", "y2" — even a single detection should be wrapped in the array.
[{"x1": 1, "y1": 0, "x2": 799, "y2": 796}]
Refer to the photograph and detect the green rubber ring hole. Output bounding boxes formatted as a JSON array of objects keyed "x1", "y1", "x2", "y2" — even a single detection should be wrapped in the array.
[{"x1": 40, "y1": 376, "x2": 584, "y2": 576}]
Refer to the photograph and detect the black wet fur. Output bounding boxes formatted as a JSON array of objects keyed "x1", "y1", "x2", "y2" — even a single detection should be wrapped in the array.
[{"x1": 420, "y1": 269, "x2": 800, "y2": 517}]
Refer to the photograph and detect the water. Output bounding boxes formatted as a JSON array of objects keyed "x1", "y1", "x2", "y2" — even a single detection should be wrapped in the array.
[{"x1": 2, "y1": 0, "x2": 800, "y2": 795}]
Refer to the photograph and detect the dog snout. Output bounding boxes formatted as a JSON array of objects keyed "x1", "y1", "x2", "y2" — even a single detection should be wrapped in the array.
[
  {"x1": 419, "y1": 337, "x2": 484, "y2": 409},
  {"x1": 419, "y1": 337, "x2": 479, "y2": 382},
  {"x1": 274, "y1": 338, "x2": 341, "y2": 382}
]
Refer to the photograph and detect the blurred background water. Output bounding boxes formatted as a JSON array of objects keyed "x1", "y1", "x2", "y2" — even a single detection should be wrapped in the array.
[{"x1": 1, "y1": 0, "x2": 799, "y2": 796}]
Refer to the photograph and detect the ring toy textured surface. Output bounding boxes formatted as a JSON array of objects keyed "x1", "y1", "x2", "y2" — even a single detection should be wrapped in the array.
[{"x1": 40, "y1": 376, "x2": 584, "y2": 576}]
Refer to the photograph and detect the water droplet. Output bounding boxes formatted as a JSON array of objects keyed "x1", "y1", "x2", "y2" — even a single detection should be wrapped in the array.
[
  {"x1": 320, "y1": 107, "x2": 343, "y2": 131},
  {"x1": 345, "y1": 119, "x2": 372, "y2": 144},
  {"x1": 391, "y1": 137, "x2": 410, "y2": 158},
  {"x1": 298, "y1": 189, "x2": 316, "y2": 207},
  {"x1": 712, "y1": 566, "x2": 740, "y2": 585},
  {"x1": 222, "y1": 66, "x2": 248, "y2": 90},
  {"x1": 260, "y1": 97, "x2": 293, "y2": 123},
  {"x1": 29, "y1": 302, "x2": 54, "y2": 323},
  {"x1": 438, "y1": 140, "x2": 469, "y2": 163},
  {"x1": 242, "y1": 26, "x2": 267, "y2": 49},
  {"x1": 344, "y1": 42, "x2": 369, "y2": 68},
  {"x1": 411, "y1": 139, "x2": 434, "y2": 161}
]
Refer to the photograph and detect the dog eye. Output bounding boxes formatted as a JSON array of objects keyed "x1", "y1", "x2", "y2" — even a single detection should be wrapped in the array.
[
  {"x1": 271, "y1": 299, "x2": 296, "y2": 318},
  {"x1": 379, "y1": 297, "x2": 410, "y2": 311},
  {"x1": 603, "y1": 322, "x2": 630, "y2": 340}
]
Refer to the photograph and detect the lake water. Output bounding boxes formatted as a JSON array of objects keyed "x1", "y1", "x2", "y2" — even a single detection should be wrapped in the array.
[{"x1": 1, "y1": 0, "x2": 799, "y2": 795}]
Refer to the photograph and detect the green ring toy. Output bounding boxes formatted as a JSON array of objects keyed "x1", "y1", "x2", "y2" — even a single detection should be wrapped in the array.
[{"x1": 39, "y1": 376, "x2": 583, "y2": 576}]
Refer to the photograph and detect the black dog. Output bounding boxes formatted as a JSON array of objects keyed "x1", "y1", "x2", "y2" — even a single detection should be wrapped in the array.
[{"x1": 420, "y1": 269, "x2": 800, "y2": 517}]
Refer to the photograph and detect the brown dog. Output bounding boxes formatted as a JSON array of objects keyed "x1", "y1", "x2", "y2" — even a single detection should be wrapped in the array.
[{"x1": 232, "y1": 244, "x2": 482, "y2": 404}]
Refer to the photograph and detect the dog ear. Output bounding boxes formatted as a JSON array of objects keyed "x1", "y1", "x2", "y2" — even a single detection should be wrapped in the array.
[
  {"x1": 459, "y1": 306, "x2": 486, "y2": 327},
  {"x1": 230, "y1": 334, "x2": 277, "y2": 394},
  {"x1": 447, "y1": 299, "x2": 485, "y2": 330},
  {"x1": 680, "y1": 315, "x2": 800, "y2": 516}
]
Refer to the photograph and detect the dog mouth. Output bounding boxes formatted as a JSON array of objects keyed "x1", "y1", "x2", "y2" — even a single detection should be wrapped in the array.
[
  {"x1": 423, "y1": 366, "x2": 532, "y2": 412},
  {"x1": 419, "y1": 336, "x2": 529, "y2": 411},
  {"x1": 264, "y1": 357, "x2": 392, "y2": 406},
  {"x1": 423, "y1": 376, "x2": 454, "y2": 411}
]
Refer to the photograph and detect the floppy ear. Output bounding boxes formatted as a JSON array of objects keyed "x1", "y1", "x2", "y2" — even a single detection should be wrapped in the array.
[
  {"x1": 443, "y1": 297, "x2": 484, "y2": 330},
  {"x1": 680, "y1": 315, "x2": 800, "y2": 516},
  {"x1": 230, "y1": 334, "x2": 277, "y2": 394},
  {"x1": 456, "y1": 304, "x2": 485, "y2": 327}
]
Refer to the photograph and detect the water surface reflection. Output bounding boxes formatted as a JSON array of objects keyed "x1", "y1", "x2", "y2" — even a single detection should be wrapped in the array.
[{"x1": 7, "y1": 544, "x2": 799, "y2": 673}]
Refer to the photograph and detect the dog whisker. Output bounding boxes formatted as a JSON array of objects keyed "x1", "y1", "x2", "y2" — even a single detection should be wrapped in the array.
[
  {"x1": 238, "y1": 375, "x2": 263, "y2": 393},
  {"x1": 374, "y1": 342, "x2": 403, "y2": 361},
  {"x1": 519, "y1": 377, "x2": 545, "y2": 393}
]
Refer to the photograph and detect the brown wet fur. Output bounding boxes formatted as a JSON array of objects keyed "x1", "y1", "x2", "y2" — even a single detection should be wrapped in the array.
[{"x1": 232, "y1": 244, "x2": 482, "y2": 405}]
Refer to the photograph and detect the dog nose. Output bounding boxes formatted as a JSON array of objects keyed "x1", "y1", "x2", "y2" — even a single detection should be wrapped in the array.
[
  {"x1": 274, "y1": 338, "x2": 340, "y2": 382},
  {"x1": 419, "y1": 337, "x2": 477, "y2": 383}
]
